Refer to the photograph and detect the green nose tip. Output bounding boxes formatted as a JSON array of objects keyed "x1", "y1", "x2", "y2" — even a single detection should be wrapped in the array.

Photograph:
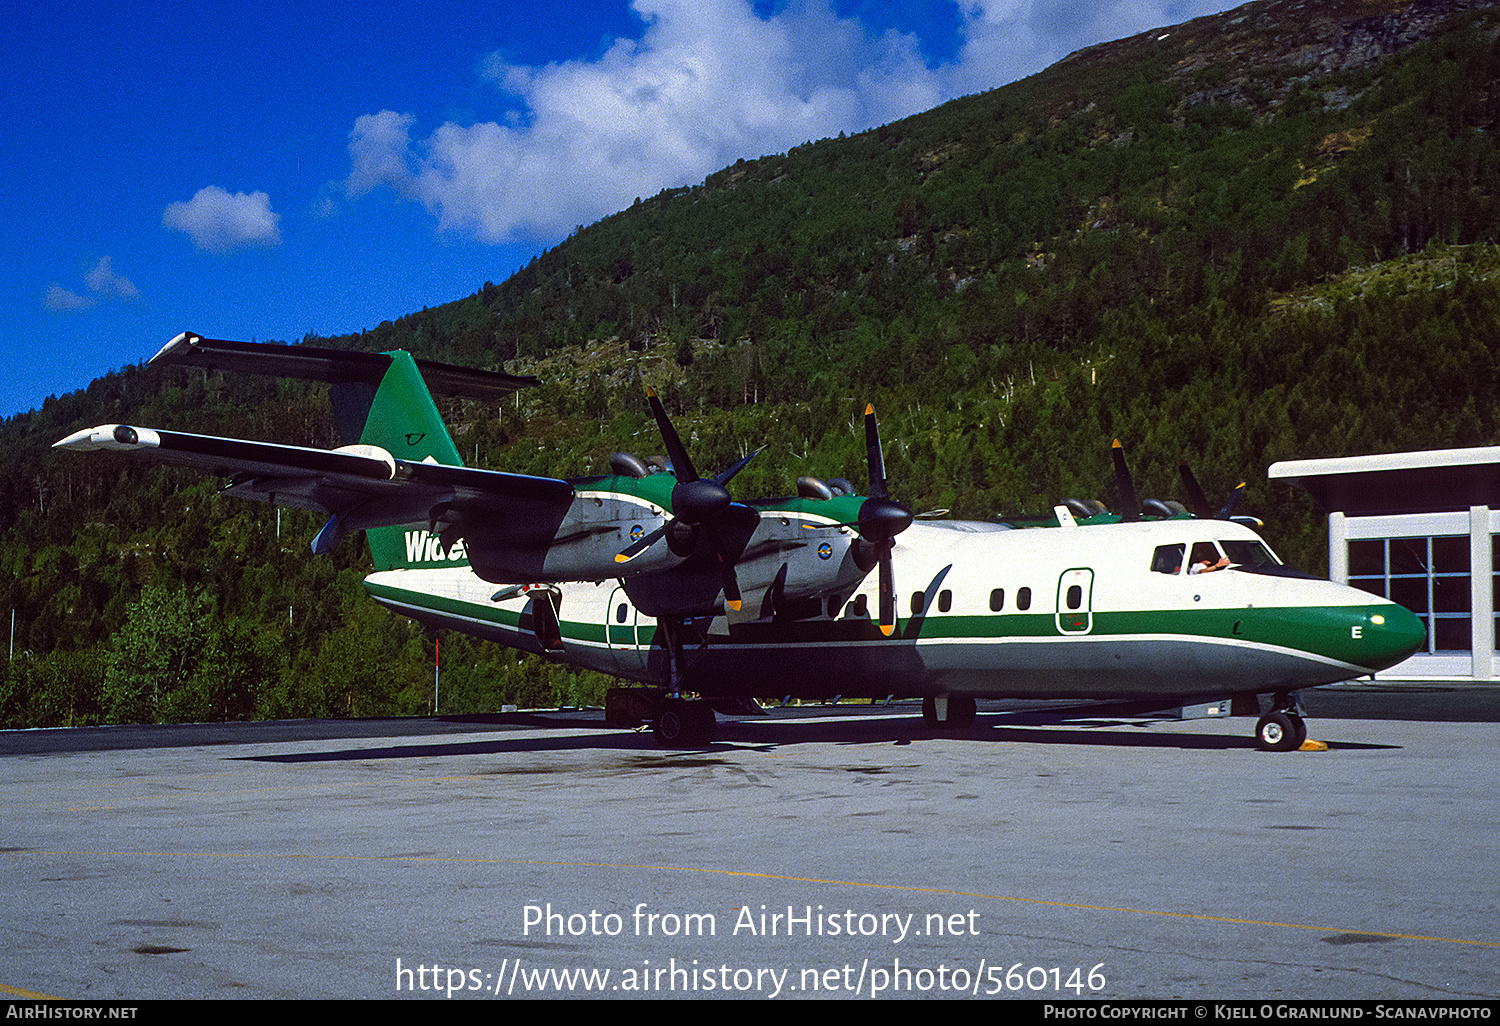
[{"x1": 1366, "y1": 603, "x2": 1426, "y2": 670}]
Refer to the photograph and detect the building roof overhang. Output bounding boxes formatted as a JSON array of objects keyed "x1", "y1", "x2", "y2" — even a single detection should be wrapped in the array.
[{"x1": 1269, "y1": 447, "x2": 1500, "y2": 515}]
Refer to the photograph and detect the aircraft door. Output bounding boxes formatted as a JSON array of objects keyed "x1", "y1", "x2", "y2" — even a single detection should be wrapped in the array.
[
  {"x1": 606, "y1": 586, "x2": 642, "y2": 669},
  {"x1": 1056, "y1": 568, "x2": 1094, "y2": 635}
]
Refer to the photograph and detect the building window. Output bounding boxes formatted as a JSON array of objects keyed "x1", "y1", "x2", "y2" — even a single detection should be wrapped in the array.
[{"x1": 1349, "y1": 536, "x2": 1468, "y2": 652}]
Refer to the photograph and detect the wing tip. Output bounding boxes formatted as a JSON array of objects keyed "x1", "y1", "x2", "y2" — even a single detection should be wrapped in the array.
[{"x1": 150, "y1": 331, "x2": 202, "y2": 364}]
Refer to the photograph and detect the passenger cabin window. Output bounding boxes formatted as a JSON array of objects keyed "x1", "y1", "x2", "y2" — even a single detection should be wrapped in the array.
[
  {"x1": 911, "y1": 592, "x2": 925, "y2": 615},
  {"x1": 989, "y1": 588, "x2": 1004, "y2": 611},
  {"x1": 1152, "y1": 544, "x2": 1186, "y2": 575},
  {"x1": 615, "y1": 603, "x2": 629, "y2": 623},
  {"x1": 1066, "y1": 584, "x2": 1083, "y2": 610},
  {"x1": 1017, "y1": 587, "x2": 1032, "y2": 611},
  {"x1": 938, "y1": 589, "x2": 952, "y2": 613}
]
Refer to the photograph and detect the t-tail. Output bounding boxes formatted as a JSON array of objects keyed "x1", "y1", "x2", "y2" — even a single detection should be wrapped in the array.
[{"x1": 146, "y1": 332, "x2": 538, "y2": 572}]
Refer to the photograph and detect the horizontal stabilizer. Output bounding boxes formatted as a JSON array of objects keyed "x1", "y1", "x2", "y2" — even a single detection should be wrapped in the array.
[{"x1": 152, "y1": 332, "x2": 540, "y2": 398}]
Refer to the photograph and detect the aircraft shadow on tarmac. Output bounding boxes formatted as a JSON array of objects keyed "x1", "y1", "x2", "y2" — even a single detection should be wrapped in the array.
[{"x1": 238, "y1": 705, "x2": 1399, "y2": 764}]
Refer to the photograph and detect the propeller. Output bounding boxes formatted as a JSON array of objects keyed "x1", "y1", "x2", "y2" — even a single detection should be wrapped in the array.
[
  {"x1": 614, "y1": 387, "x2": 758, "y2": 611},
  {"x1": 1110, "y1": 441, "x2": 1256, "y2": 524},
  {"x1": 855, "y1": 404, "x2": 914, "y2": 637},
  {"x1": 1178, "y1": 462, "x2": 1249, "y2": 521}
]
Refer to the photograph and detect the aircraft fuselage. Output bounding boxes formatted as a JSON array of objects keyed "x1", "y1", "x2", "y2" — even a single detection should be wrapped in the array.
[{"x1": 364, "y1": 517, "x2": 1424, "y2": 703}]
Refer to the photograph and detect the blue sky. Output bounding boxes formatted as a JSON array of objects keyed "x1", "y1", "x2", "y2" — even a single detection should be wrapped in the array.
[{"x1": 4, "y1": 0, "x2": 1246, "y2": 419}]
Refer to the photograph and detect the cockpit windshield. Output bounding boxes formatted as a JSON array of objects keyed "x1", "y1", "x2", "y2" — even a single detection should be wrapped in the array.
[
  {"x1": 1220, "y1": 539, "x2": 1281, "y2": 571},
  {"x1": 1151, "y1": 539, "x2": 1283, "y2": 575}
]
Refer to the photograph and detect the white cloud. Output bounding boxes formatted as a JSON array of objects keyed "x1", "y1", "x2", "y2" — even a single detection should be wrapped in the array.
[
  {"x1": 348, "y1": 0, "x2": 940, "y2": 243},
  {"x1": 84, "y1": 256, "x2": 139, "y2": 299},
  {"x1": 45, "y1": 285, "x2": 94, "y2": 312},
  {"x1": 345, "y1": 0, "x2": 1240, "y2": 244},
  {"x1": 347, "y1": 111, "x2": 417, "y2": 198},
  {"x1": 163, "y1": 186, "x2": 282, "y2": 253}
]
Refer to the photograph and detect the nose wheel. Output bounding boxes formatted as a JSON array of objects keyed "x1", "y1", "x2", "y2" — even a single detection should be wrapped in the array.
[{"x1": 1255, "y1": 710, "x2": 1307, "y2": 752}]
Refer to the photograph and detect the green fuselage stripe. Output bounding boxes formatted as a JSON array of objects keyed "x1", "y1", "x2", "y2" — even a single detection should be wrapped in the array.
[{"x1": 364, "y1": 579, "x2": 1397, "y2": 671}]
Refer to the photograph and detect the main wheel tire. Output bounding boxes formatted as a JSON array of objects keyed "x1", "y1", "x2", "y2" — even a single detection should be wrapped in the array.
[
  {"x1": 653, "y1": 700, "x2": 715, "y2": 748},
  {"x1": 946, "y1": 695, "x2": 977, "y2": 728},
  {"x1": 1255, "y1": 711, "x2": 1301, "y2": 752},
  {"x1": 921, "y1": 695, "x2": 976, "y2": 728}
]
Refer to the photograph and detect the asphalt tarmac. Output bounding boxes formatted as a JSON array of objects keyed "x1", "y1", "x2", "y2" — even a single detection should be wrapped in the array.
[{"x1": 2, "y1": 682, "x2": 1497, "y2": 1001}]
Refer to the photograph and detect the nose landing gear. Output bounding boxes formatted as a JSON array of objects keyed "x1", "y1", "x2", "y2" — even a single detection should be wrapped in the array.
[{"x1": 1255, "y1": 694, "x2": 1308, "y2": 752}]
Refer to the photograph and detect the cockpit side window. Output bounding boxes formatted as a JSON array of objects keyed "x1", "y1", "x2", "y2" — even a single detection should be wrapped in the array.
[
  {"x1": 1151, "y1": 544, "x2": 1186, "y2": 575},
  {"x1": 1189, "y1": 541, "x2": 1228, "y2": 574},
  {"x1": 1190, "y1": 541, "x2": 1219, "y2": 566}
]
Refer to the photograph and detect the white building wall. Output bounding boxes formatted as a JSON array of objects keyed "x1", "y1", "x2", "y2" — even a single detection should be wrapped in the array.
[{"x1": 1333, "y1": 508, "x2": 1497, "y2": 680}]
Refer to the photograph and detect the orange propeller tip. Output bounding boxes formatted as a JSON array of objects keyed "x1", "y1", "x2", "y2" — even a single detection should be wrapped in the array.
[
  {"x1": 727, "y1": 600, "x2": 742, "y2": 611},
  {"x1": 865, "y1": 403, "x2": 875, "y2": 415},
  {"x1": 1112, "y1": 438, "x2": 1123, "y2": 448},
  {"x1": 879, "y1": 623, "x2": 895, "y2": 637},
  {"x1": 646, "y1": 386, "x2": 658, "y2": 397},
  {"x1": 614, "y1": 554, "x2": 630, "y2": 563}
]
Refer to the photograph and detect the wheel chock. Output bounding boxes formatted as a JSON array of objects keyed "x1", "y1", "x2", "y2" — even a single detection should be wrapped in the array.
[{"x1": 1298, "y1": 739, "x2": 1329, "y2": 752}]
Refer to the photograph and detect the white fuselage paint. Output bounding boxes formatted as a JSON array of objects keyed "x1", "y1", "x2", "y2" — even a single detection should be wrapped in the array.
[{"x1": 364, "y1": 518, "x2": 1422, "y2": 702}]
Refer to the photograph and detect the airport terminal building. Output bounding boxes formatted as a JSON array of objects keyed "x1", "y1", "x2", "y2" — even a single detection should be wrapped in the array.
[{"x1": 1270, "y1": 447, "x2": 1500, "y2": 681}]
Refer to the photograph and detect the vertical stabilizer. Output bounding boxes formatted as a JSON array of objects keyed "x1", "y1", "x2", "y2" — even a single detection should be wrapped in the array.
[
  {"x1": 147, "y1": 334, "x2": 539, "y2": 572},
  {"x1": 358, "y1": 352, "x2": 467, "y2": 571}
]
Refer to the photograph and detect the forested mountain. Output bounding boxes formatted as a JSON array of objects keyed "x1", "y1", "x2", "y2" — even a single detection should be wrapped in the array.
[{"x1": 6, "y1": 0, "x2": 1500, "y2": 727}]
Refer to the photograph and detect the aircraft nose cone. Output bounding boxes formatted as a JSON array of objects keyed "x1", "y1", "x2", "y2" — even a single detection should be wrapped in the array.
[{"x1": 1364, "y1": 603, "x2": 1426, "y2": 671}]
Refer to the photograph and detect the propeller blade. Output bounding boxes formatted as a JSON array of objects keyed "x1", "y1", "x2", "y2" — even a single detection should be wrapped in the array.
[
  {"x1": 877, "y1": 543, "x2": 896, "y2": 637},
  {"x1": 705, "y1": 522, "x2": 743, "y2": 612},
  {"x1": 1179, "y1": 461, "x2": 1249, "y2": 521},
  {"x1": 712, "y1": 448, "x2": 760, "y2": 487},
  {"x1": 1111, "y1": 439, "x2": 1139, "y2": 522},
  {"x1": 646, "y1": 387, "x2": 698, "y2": 483},
  {"x1": 1217, "y1": 481, "x2": 1248, "y2": 520},
  {"x1": 864, "y1": 404, "x2": 889, "y2": 501},
  {"x1": 616, "y1": 524, "x2": 667, "y2": 563},
  {"x1": 1178, "y1": 461, "x2": 1216, "y2": 520}
]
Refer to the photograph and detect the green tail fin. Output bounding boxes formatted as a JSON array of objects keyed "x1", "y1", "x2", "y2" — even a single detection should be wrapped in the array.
[
  {"x1": 356, "y1": 351, "x2": 468, "y2": 572},
  {"x1": 148, "y1": 334, "x2": 538, "y2": 573}
]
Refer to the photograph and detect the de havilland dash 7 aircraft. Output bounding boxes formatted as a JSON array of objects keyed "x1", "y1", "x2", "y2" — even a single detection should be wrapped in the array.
[{"x1": 55, "y1": 334, "x2": 1425, "y2": 750}]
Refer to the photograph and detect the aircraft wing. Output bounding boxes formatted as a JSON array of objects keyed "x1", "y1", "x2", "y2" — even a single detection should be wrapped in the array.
[{"x1": 52, "y1": 423, "x2": 575, "y2": 550}]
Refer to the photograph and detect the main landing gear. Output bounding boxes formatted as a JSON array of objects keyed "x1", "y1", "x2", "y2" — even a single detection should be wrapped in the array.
[
  {"x1": 604, "y1": 687, "x2": 718, "y2": 748},
  {"x1": 922, "y1": 695, "x2": 977, "y2": 729},
  {"x1": 652, "y1": 697, "x2": 717, "y2": 748},
  {"x1": 1254, "y1": 693, "x2": 1308, "y2": 752}
]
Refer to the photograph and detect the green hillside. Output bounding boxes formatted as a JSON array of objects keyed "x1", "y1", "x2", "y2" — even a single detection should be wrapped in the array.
[{"x1": 5, "y1": 0, "x2": 1500, "y2": 727}]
